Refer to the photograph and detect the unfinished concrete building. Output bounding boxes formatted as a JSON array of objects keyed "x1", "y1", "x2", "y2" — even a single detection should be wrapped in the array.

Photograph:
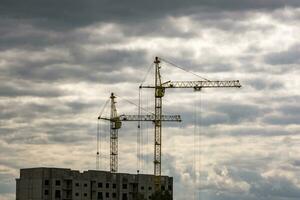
[{"x1": 16, "y1": 168, "x2": 173, "y2": 200}]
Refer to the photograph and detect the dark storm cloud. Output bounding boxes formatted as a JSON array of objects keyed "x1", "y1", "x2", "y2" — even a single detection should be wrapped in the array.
[{"x1": 1, "y1": 0, "x2": 300, "y2": 30}]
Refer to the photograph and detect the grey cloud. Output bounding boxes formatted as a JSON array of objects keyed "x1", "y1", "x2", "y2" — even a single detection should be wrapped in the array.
[
  {"x1": 185, "y1": 160, "x2": 300, "y2": 199},
  {"x1": 70, "y1": 48, "x2": 147, "y2": 71},
  {"x1": 199, "y1": 163, "x2": 300, "y2": 199},
  {"x1": 265, "y1": 44, "x2": 300, "y2": 65},
  {"x1": 0, "y1": 1, "x2": 299, "y2": 200},
  {"x1": 0, "y1": 83, "x2": 66, "y2": 97},
  {"x1": 0, "y1": 19, "x2": 65, "y2": 50},
  {"x1": 190, "y1": 11, "x2": 277, "y2": 33},
  {"x1": 66, "y1": 102, "x2": 96, "y2": 113},
  {"x1": 1, "y1": 121, "x2": 94, "y2": 144},
  {"x1": 216, "y1": 103, "x2": 263, "y2": 123},
  {"x1": 200, "y1": 113, "x2": 229, "y2": 126},
  {"x1": 7, "y1": 64, "x2": 92, "y2": 83},
  {"x1": 0, "y1": 19, "x2": 125, "y2": 51},
  {"x1": 164, "y1": 101, "x2": 266, "y2": 129},
  {"x1": 251, "y1": 176, "x2": 300, "y2": 198},
  {"x1": 247, "y1": 78, "x2": 284, "y2": 90},
  {"x1": 250, "y1": 95, "x2": 300, "y2": 106},
  {"x1": 0, "y1": 100, "x2": 100, "y2": 144},
  {"x1": 0, "y1": 9, "x2": 279, "y2": 53},
  {"x1": 1, "y1": 49, "x2": 146, "y2": 84},
  {"x1": 271, "y1": 8, "x2": 300, "y2": 25},
  {"x1": 166, "y1": 59, "x2": 235, "y2": 73},
  {"x1": 272, "y1": 95, "x2": 300, "y2": 103},
  {"x1": 260, "y1": 103, "x2": 300, "y2": 126},
  {"x1": 0, "y1": 101, "x2": 81, "y2": 122},
  {"x1": 0, "y1": 182, "x2": 14, "y2": 194},
  {"x1": 1, "y1": 0, "x2": 300, "y2": 30},
  {"x1": 292, "y1": 160, "x2": 300, "y2": 167},
  {"x1": 229, "y1": 168, "x2": 262, "y2": 184},
  {"x1": 2, "y1": 132, "x2": 48, "y2": 145},
  {"x1": 227, "y1": 127, "x2": 292, "y2": 137},
  {"x1": 263, "y1": 114, "x2": 300, "y2": 125},
  {"x1": 278, "y1": 105, "x2": 300, "y2": 116}
]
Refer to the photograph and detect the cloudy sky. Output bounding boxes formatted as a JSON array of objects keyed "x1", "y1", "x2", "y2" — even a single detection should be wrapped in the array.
[{"x1": 0, "y1": 0, "x2": 300, "y2": 199}]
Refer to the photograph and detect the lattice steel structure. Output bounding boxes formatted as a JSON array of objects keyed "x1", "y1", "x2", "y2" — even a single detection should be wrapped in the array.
[
  {"x1": 99, "y1": 93, "x2": 181, "y2": 173},
  {"x1": 140, "y1": 57, "x2": 241, "y2": 190}
]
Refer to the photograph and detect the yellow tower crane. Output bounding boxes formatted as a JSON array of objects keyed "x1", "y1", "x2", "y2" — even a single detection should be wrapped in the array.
[
  {"x1": 140, "y1": 57, "x2": 242, "y2": 191},
  {"x1": 98, "y1": 92, "x2": 181, "y2": 173}
]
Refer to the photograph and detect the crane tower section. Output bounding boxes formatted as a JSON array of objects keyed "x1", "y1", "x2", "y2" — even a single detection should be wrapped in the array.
[
  {"x1": 99, "y1": 93, "x2": 181, "y2": 173},
  {"x1": 110, "y1": 93, "x2": 119, "y2": 173},
  {"x1": 140, "y1": 57, "x2": 241, "y2": 190}
]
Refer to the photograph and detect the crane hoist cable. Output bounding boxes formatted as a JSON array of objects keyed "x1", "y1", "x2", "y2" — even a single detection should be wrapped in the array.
[
  {"x1": 97, "y1": 119, "x2": 100, "y2": 170},
  {"x1": 193, "y1": 94, "x2": 197, "y2": 200},
  {"x1": 96, "y1": 90, "x2": 153, "y2": 170},
  {"x1": 99, "y1": 92, "x2": 181, "y2": 173},
  {"x1": 96, "y1": 98, "x2": 109, "y2": 170},
  {"x1": 139, "y1": 56, "x2": 241, "y2": 192},
  {"x1": 140, "y1": 63, "x2": 154, "y2": 87},
  {"x1": 138, "y1": 63, "x2": 154, "y2": 172},
  {"x1": 98, "y1": 98, "x2": 110, "y2": 119},
  {"x1": 198, "y1": 92, "x2": 202, "y2": 200},
  {"x1": 145, "y1": 90, "x2": 150, "y2": 174},
  {"x1": 137, "y1": 88, "x2": 141, "y2": 172},
  {"x1": 159, "y1": 57, "x2": 211, "y2": 81},
  {"x1": 115, "y1": 94, "x2": 154, "y2": 115}
]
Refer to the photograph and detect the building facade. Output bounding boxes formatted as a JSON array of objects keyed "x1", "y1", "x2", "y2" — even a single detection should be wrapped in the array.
[{"x1": 16, "y1": 168, "x2": 173, "y2": 200}]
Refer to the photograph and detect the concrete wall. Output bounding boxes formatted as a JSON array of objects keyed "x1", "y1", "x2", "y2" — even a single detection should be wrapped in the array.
[{"x1": 16, "y1": 168, "x2": 173, "y2": 200}]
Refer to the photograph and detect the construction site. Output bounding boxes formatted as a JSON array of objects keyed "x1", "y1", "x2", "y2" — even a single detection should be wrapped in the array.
[{"x1": 16, "y1": 57, "x2": 241, "y2": 200}]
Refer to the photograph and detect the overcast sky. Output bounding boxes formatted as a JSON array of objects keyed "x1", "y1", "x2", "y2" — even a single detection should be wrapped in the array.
[{"x1": 0, "y1": 1, "x2": 300, "y2": 200}]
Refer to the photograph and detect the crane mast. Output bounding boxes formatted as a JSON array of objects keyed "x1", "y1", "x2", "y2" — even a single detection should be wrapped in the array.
[
  {"x1": 110, "y1": 93, "x2": 119, "y2": 173},
  {"x1": 98, "y1": 92, "x2": 181, "y2": 173},
  {"x1": 140, "y1": 57, "x2": 241, "y2": 191},
  {"x1": 154, "y1": 57, "x2": 163, "y2": 186}
]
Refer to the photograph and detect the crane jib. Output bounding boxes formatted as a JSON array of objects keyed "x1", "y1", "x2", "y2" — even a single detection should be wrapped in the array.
[{"x1": 140, "y1": 80, "x2": 241, "y2": 89}]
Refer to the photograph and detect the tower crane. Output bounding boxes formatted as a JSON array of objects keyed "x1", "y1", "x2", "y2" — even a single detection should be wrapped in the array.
[
  {"x1": 98, "y1": 92, "x2": 181, "y2": 173},
  {"x1": 140, "y1": 57, "x2": 242, "y2": 190}
]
